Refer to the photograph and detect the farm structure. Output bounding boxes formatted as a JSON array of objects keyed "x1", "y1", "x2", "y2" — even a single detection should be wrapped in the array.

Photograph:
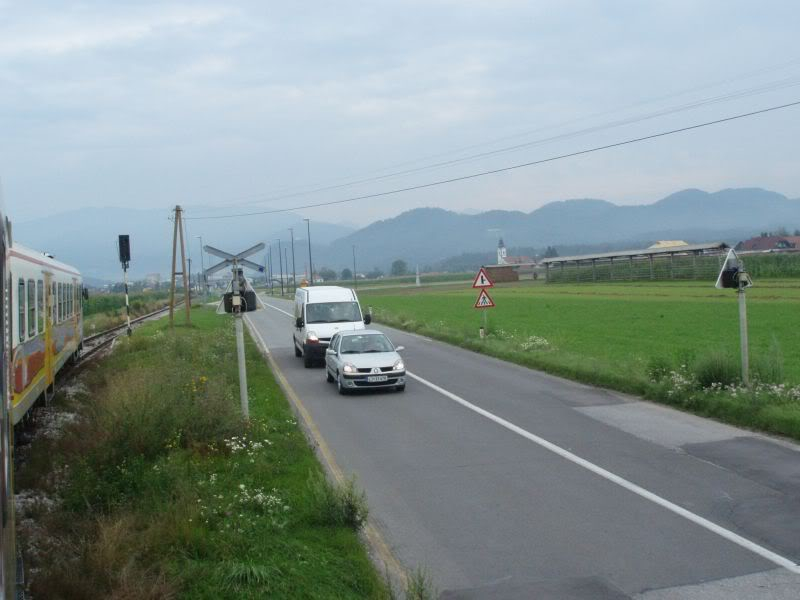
[{"x1": 541, "y1": 242, "x2": 729, "y2": 283}]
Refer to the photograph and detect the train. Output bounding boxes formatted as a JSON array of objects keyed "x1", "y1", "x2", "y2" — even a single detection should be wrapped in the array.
[{"x1": 0, "y1": 205, "x2": 85, "y2": 599}]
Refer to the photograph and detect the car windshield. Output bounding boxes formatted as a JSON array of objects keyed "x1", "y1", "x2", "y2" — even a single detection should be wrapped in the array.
[
  {"x1": 340, "y1": 334, "x2": 394, "y2": 354},
  {"x1": 306, "y1": 301, "x2": 361, "y2": 324}
]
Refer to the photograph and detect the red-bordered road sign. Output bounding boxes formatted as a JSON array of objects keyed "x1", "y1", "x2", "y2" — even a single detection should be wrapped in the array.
[
  {"x1": 472, "y1": 267, "x2": 494, "y2": 288},
  {"x1": 474, "y1": 289, "x2": 496, "y2": 309}
]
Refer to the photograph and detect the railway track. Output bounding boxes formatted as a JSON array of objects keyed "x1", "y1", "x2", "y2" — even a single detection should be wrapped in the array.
[{"x1": 81, "y1": 304, "x2": 177, "y2": 360}]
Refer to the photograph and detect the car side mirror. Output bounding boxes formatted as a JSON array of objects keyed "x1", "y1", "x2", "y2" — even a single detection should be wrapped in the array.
[
  {"x1": 326, "y1": 348, "x2": 335, "y2": 355},
  {"x1": 364, "y1": 314, "x2": 372, "y2": 325},
  {"x1": 395, "y1": 345, "x2": 404, "y2": 352},
  {"x1": 295, "y1": 317, "x2": 304, "y2": 328}
]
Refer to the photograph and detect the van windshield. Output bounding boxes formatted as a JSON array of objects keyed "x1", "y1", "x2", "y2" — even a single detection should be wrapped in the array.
[{"x1": 306, "y1": 301, "x2": 362, "y2": 324}]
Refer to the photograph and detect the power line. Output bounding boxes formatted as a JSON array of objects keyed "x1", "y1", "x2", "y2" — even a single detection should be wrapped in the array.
[
  {"x1": 186, "y1": 58, "x2": 800, "y2": 213},
  {"x1": 185, "y1": 99, "x2": 800, "y2": 221}
]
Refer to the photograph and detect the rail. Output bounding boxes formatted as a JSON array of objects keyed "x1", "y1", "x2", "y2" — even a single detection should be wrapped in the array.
[{"x1": 81, "y1": 304, "x2": 176, "y2": 359}]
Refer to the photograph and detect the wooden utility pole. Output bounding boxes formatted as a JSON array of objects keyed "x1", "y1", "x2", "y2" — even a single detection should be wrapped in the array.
[{"x1": 169, "y1": 205, "x2": 192, "y2": 326}]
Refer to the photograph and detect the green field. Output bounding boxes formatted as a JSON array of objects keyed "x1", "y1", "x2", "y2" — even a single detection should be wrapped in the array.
[{"x1": 361, "y1": 279, "x2": 800, "y2": 439}]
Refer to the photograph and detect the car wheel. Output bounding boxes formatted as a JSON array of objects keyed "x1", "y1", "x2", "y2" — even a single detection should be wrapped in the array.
[
  {"x1": 326, "y1": 368, "x2": 334, "y2": 383},
  {"x1": 395, "y1": 385, "x2": 406, "y2": 392},
  {"x1": 294, "y1": 342, "x2": 302, "y2": 357},
  {"x1": 337, "y1": 374, "x2": 348, "y2": 395}
]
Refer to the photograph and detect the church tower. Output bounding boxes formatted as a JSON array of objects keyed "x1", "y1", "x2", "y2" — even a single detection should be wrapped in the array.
[{"x1": 497, "y1": 238, "x2": 507, "y2": 265}]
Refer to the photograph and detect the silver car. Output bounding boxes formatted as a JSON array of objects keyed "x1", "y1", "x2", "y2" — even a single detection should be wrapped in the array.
[{"x1": 325, "y1": 330, "x2": 406, "y2": 394}]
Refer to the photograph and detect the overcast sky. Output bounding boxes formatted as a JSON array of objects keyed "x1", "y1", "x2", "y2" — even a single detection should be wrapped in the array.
[{"x1": 1, "y1": 0, "x2": 799, "y2": 226}]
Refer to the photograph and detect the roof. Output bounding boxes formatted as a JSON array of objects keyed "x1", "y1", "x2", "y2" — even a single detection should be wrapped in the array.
[
  {"x1": 737, "y1": 236, "x2": 800, "y2": 251},
  {"x1": 10, "y1": 242, "x2": 82, "y2": 276},
  {"x1": 648, "y1": 240, "x2": 688, "y2": 249},
  {"x1": 339, "y1": 329, "x2": 385, "y2": 337},
  {"x1": 300, "y1": 285, "x2": 357, "y2": 302},
  {"x1": 540, "y1": 242, "x2": 728, "y2": 264}
]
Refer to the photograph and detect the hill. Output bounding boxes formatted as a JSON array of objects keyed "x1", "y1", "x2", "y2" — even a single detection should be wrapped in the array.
[
  {"x1": 321, "y1": 188, "x2": 800, "y2": 272},
  {"x1": 12, "y1": 207, "x2": 354, "y2": 280}
]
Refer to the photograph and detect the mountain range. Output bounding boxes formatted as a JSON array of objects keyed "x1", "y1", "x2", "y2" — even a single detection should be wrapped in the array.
[{"x1": 11, "y1": 188, "x2": 800, "y2": 281}]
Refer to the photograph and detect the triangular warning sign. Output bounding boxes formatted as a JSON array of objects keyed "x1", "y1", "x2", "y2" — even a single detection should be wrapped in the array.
[
  {"x1": 474, "y1": 289, "x2": 495, "y2": 309},
  {"x1": 472, "y1": 267, "x2": 494, "y2": 288}
]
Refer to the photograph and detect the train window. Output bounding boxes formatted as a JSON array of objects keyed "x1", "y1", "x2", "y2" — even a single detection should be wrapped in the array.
[
  {"x1": 38, "y1": 280, "x2": 44, "y2": 333},
  {"x1": 69, "y1": 284, "x2": 73, "y2": 317},
  {"x1": 18, "y1": 279, "x2": 25, "y2": 341},
  {"x1": 28, "y1": 279, "x2": 36, "y2": 337},
  {"x1": 58, "y1": 283, "x2": 62, "y2": 322}
]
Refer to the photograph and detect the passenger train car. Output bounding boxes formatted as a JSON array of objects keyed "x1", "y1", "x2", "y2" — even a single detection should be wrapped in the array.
[
  {"x1": 0, "y1": 213, "x2": 85, "y2": 598},
  {"x1": 10, "y1": 244, "x2": 83, "y2": 425}
]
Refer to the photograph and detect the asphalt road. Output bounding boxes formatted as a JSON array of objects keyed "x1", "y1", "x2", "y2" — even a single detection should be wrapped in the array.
[{"x1": 246, "y1": 295, "x2": 800, "y2": 599}]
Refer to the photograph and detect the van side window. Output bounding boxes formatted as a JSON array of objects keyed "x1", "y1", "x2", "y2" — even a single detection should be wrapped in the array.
[
  {"x1": 28, "y1": 279, "x2": 36, "y2": 337},
  {"x1": 18, "y1": 279, "x2": 25, "y2": 341}
]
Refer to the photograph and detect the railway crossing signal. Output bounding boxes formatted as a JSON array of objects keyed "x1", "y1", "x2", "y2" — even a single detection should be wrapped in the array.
[
  {"x1": 715, "y1": 249, "x2": 753, "y2": 386},
  {"x1": 204, "y1": 242, "x2": 266, "y2": 421},
  {"x1": 117, "y1": 234, "x2": 132, "y2": 336}
]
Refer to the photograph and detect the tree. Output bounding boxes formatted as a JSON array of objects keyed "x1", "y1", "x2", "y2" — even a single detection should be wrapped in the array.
[
  {"x1": 390, "y1": 259, "x2": 408, "y2": 276},
  {"x1": 341, "y1": 268, "x2": 353, "y2": 281},
  {"x1": 543, "y1": 246, "x2": 559, "y2": 258},
  {"x1": 794, "y1": 229, "x2": 800, "y2": 236},
  {"x1": 366, "y1": 268, "x2": 384, "y2": 279},
  {"x1": 318, "y1": 267, "x2": 337, "y2": 281}
]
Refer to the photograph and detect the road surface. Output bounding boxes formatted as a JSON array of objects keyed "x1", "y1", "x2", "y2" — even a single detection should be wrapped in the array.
[{"x1": 246, "y1": 296, "x2": 800, "y2": 599}]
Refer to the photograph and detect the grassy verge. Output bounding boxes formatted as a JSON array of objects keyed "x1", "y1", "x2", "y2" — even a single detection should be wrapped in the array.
[
  {"x1": 362, "y1": 280, "x2": 800, "y2": 441},
  {"x1": 83, "y1": 291, "x2": 171, "y2": 335},
  {"x1": 17, "y1": 306, "x2": 390, "y2": 599}
]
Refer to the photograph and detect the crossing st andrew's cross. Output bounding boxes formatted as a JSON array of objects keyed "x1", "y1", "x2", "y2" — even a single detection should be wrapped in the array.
[{"x1": 203, "y1": 242, "x2": 266, "y2": 277}]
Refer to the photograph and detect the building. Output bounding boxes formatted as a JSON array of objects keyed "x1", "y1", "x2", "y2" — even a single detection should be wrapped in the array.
[
  {"x1": 496, "y1": 238, "x2": 534, "y2": 265},
  {"x1": 736, "y1": 235, "x2": 800, "y2": 252}
]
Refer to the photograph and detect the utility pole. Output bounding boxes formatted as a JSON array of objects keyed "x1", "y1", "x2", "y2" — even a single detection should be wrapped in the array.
[
  {"x1": 289, "y1": 228, "x2": 297, "y2": 292},
  {"x1": 352, "y1": 245, "x2": 357, "y2": 288},
  {"x1": 196, "y1": 235, "x2": 206, "y2": 297},
  {"x1": 169, "y1": 205, "x2": 191, "y2": 326},
  {"x1": 277, "y1": 240, "x2": 284, "y2": 296},
  {"x1": 304, "y1": 218, "x2": 313, "y2": 285},
  {"x1": 188, "y1": 257, "x2": 192, "y2": 293},
  {"x1": 284, "y1": 246, "x2": 289, "y2": 292},
  {"x1": 268, "y1": 246, "x2": 274, "y2": 295}
]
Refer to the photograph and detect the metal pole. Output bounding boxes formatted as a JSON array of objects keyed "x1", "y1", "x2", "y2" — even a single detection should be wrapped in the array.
[
  {"x1": 284, "y1": 246, "x2": 289, "y2": 291},
  {"x1": 304, "y1": 218, "x2": 313, "y2": 285},
  {"x1": 352, "y1": 245, "x2": 357, "y2": 288},
  {"x1": 232, "y1": 262, "x2": 249, "y2": 419},
  {"x1": 738, "y1": 284, "x2": 749, "y2": 387},
  {"x1": 123, "y1": 265, "x2": 132, "y2": 336},
  {"x1": 196, "y1": 236, "x2": 206, "y2": 296},
  {"x1": 278, "y1": 240, "x2": 284, "y2": 295},
  {"x1": 290, "y1": 228, "x2": 297, "y2": 292},
  {"x1": 268, "y1": 246, "x2": 273, "y2": 295}
]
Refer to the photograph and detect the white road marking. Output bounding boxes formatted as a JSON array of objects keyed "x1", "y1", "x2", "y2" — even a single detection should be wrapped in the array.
[
  {"x1": 406, "y1": 371, "x2": 800, "y2": 575},
  {"x1": 262, "y1": 301, "x2": 293, "y2": 318},
  {"x1": 261, "y1": 297, "x2": 800, "y2": 574}
]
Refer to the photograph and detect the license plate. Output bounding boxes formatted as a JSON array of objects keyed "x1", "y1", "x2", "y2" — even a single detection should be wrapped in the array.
[{"x1": 367, "y1": 375, "x2": 388, "y2": 383}]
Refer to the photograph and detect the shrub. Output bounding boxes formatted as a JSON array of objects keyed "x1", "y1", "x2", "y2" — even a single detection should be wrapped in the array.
[
  {"x1": 405, "y1": 567, "x2": 438, "y2": 600},
  {"x1": 307, "y1": 471, "x2": 369, "y2": 530},
  {"x1": 646, "y1": 356, "x2": 672, "y2": 382},
  {"x1": 692, "y1": 351, "x2": 740, "y2": 388}
]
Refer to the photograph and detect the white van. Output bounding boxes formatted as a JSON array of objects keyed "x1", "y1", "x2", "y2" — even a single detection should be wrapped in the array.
[{"x1": 293, "y1": 286, "x2": 371, "y2": 367}]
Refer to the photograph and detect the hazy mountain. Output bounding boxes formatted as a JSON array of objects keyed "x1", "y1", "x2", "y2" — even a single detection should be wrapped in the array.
[
  {"x1": 13, "y1": 207, "x2": 354, "y2": 280},
  {"x1": 321, "y1": 188, "x2": 800, "y2": 272}
]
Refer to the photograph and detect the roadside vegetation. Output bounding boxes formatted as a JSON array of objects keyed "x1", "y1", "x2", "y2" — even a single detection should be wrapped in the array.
[
  {"x1": 362, "y1": 279, "x2": 800, "y2": 440},
  {"x1": 16, "y1": 307, "x2": 391, "y2": 599},
  {"x1": 83, "y1": 289, "x2": 171, "y2": 335}
]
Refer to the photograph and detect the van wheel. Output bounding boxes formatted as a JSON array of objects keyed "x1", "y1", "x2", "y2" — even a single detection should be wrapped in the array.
[
  {"x1": 294, "y1": 343, "x2": 302, "y2": 357},
  {"x1": 304, "y1": 354, "x2": 313, "y2": 368}
]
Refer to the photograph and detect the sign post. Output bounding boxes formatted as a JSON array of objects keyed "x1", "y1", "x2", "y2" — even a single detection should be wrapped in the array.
[
  {"x1": 205, "y1": 242, "x2": 266, "y2": 419},
  {"x1": 473, "y1": 268, "x2": 495, "y2": 337},
  {"x1": 715, "y1": 249, "x2": 753, "y2": 386}
]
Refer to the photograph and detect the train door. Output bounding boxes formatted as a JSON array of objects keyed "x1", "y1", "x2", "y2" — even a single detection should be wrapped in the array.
[{"x1": 43, "y1": 272, "x2": 54, "y2": 390}]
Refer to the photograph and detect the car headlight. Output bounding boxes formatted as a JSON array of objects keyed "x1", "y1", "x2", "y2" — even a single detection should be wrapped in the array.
[
  {"x1": 342, "y1": 363, "x2": 356, "y2": 374},
  {"x1": 306, "y1": 331, "x2": 319, "y2": 343},
  {"x1": 393, "y1": 359, "x2": 405, "y2": 371}
]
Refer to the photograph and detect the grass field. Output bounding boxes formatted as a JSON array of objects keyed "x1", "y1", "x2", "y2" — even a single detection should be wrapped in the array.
[
  {"x1": 17, "y1": 307, "x2": 391, "y2": 599},
  {"x1": 361, "y1": 279, "x2": 800, "y2": 439}
]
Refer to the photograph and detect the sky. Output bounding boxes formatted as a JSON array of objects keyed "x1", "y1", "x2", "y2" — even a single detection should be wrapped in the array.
[{"x1": 1, "y1": 0, "x2": 799, "y2": 227}]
